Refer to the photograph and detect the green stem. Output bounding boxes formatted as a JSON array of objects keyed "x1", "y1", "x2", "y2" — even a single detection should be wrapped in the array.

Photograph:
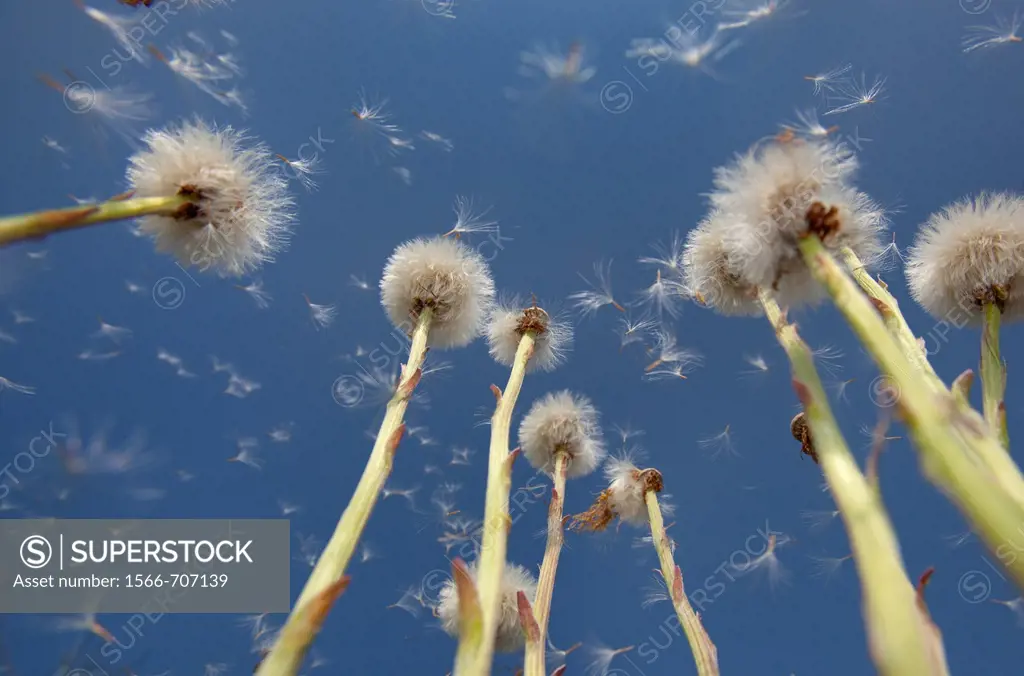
[
  {"x1": 839, "y1": 247, "x2": 944, "y2": 393},
  {"x1": 455, "y1": 332, "x2": 535, "y2": 676},
  {"x1": 759, "y1": 291, "x2": 948, "y2": 675},
  {"x1": 799, "y1": 236, "x2": 1024, "y2": 592},
  {"x1": 523, "y1": 451, "x2": 568, "y2": 676},
  {"x1": 256, "y1": 308, "x2": 433, "y2": 676},
  {"x1": 644, "y1": 489, "x2": 719, "y2": 676},
  {"x1": 981, "y1": 303, "x2": 1009, "y2": 449},
  {"x1": 0, "y1": 194, "x2": 196, "y2": 247}
]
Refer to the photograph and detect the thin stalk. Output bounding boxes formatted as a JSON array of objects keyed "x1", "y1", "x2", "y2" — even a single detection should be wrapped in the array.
[
  {"x1": 644, "y1": 488, "x2": 719, "y2": 676},
  {"x1": 759, "y1": 291, "x2": 948, "y2": 675},
  {"x1": 981, "y1": 303, "x2": 1009, "y2": 449},
  {"x1": 839, "y1": 247, "x2": 944, "y2": 392},
  {"x1": 799, "y1": 235, "x2": 1024, "y2": 591},
  {"x1": 0, "y1": 194, "x2": 196, "y2": 247},
  {"x1": 841, "y1": 248, "x2": 1023, "y2": 501},
  {"x1": 257, "y1": 308, "x2": 433, "y2": 676},
  {"x1": 524, "y1": 451, "x2": 569, "y2": 676},
  {"x1": 455, "y1": 332, "x2": 536, "y2": 676}
]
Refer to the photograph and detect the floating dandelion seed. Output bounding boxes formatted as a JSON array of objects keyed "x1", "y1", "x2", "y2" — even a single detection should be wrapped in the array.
[
  {"x1": 570, "y1": 259, "x2": 625, "y2": 316},
  {"x1": 444, "y1": 195, "x2": 499, "y2": 239},
  {"x1": 584, "y1": 642, "x2": 635, "y2": 676},
  {"x1": 809, "y1": 553, "x2": 853, "y2": 583},
  {"x1": 828, "y1": 377, "x2": 855, "y2": 404},
  {"x1": 638, "y1": 231, "x2": 685, "y2": 273},
  {"x1": 128, "y1": 119, "x2": 296, "y2": 277},
  {"x1": 812, "y1": 345, "x2": 845, "y2": 377},
  {"x1": 276, "y1": 154, "x2": 323, "y2": 192},
  {"x1": 780, "y1": 108, "x2": 838, "y2": 139},
  {"x1": 963, "y1": 12, "x2": 1022, "y2": 53},
  {"x1": 349, "y1": 90, "x2": 405, "y2": 163},
  {"x1": 419, "y1": 130, "x2": 454, "y2": 152},
  {"x1": 303, "y1": 294, "x2": 337, "y2": 330},
  {"x1": 718, "y1": 0, "x2": 794, "y2": 31},
  {"x1": 227, "y1": 438, "x2": 262, "y2": 470},
  {"x1": 634, "y1": 269, "x2": 684, "y2": 319},
  {"x1": 436, "y1": 561, "x2": 538, "y2": 652},
  {"x1": 804, "y1": 63, "x2": 852, "y2": 95},
  {"x1": 382, "y1": 485, "x2": 419, "y2": 508},
  {"x1": 644, "y1": 328, "x2": 703, "y2": 376},
  {"x1": 944, "y1": 529, "x2": 973, "y2": 549},
  {"x1": 697, "y1": 425, "x2": 738, "y2": 459},
  {"x1": 824, "y1": 72, "x2": 886, "y2": 115},
  {"x1": 0, "y1": 377, "x2": 35, "y2": 396},
  {"x1": 11, "y1": 309, "x2": 34, "y2": 324},
  {"x1": 74, "y1": 1, "x2": 148, "y2": 64},
  {"x1": 278, "y1": 500, "x2": 301, "y2": 516},
  {"x1": 225, "y1": 373, "x2": 261, "y2": 398},
  {"x1": 626, "y1": 27, "x2": 741, "y2": 80},
  {"x1": 237, "y1": 278, "x2": 272, "y2": 308},
  {"x1": 991, "y1": 597, "x2": 1024, "y2": 628},
  {"x1": 616, "y1": 314, "x2": 657, "y2": 350},
  {"x1": 93, "y1": 319, "x2": 132, "y2": 344},
  {"x1": 349, "y1": 274, "x2": 370, "y2": 290},
  {"x1": 800, "y1": 508, "x2": 840, "y2": 533},
  {"x1": 359, "y1": 543, "x2": 379, "y2": 563},
  {"x1": 732, "y1": 533, "x2": 792, "y2": 592},
  {"x1": 449, "y1": 446, "x2": 473, "y2": 466},
  {"x1": 268, "y1": 423, "x2": 293, "y2": 442},
  {"x1": 874, "y1": 231, "x2": 908, "y2": 272},
  {"x1": 389, "y1": 585, "x2": 429, "y2": 617},
  {"x1": 741, "y1": 353, "x2": 770, "y2": 375}
]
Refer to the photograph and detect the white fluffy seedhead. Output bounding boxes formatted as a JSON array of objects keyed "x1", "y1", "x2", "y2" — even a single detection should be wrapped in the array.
[
  {"x1": 602, "y1": 456, "x2": 673, "y2": 527},
  {"x1": 380, "y1": 237, "x2": 496, "y2": 349},
  {"x1": 127, "y1": 119, "x2": 295, "y2": 277},
  {"x1": 435, "y1": 561, "x2": 538, "y2": 653},
  {"x1": 708, "y1": 138, "x2": 887, "y2": 309},
  {"x1": 518, "y1": 390, "x2": 606, "y2": 478},
  {"x1": 486, "y1": 296, "x2": 572, "y2": 372},
  {"x1": 906, "y1": 193, "x2": 1024, "y2": 324},
  {"x1": 683, "y1": 211, "x2": 763, "y2": 316}
]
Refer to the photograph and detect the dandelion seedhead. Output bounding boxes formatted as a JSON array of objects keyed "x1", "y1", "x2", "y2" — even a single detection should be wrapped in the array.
[
  {"x1": 127, "y1": 119, "x2": 296, "y2": 277},
  {"x1": 706, "y1": 138, "x2": 887, "y2": 308},
  {"x1": 572, "y1": 457, "x2": 670, "y2": 531},
  {"x1": 380, "y1": 236, "x2": 495, "y2": 348},
  {"x1": 435, "y1": 561, "x2": 538, "y2": 652},
  {"x1": 570, "y1": 259, "x2": 625, "y2": 317},
  {"x1": 486, "y1": 296, "x2": 572, "y2": 372},
  {"x1": 906, "y1": 192, "x2": 1024, "y2": 323},
  {"x1": 519, "y1": 390, "x2": 606, "y2": 478},
  {"x1": 682, "y1": 210, "x2": 763, "y2": 315}
]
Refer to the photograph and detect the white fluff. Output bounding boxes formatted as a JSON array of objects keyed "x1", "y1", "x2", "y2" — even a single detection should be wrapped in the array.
[
  {"x1": 708, "y1": 139, "x2": 886, "y2": 309},
  {"x1": 518, "y1": 390, "x2": 605, "y2": 478},
  {"x1": 127, "y1": 119, "x2": 295, "y2": 277},
  {"x1": 486, "y1": 297, "x2": 572, "y2": 372},
  {"x1": 682, "y1": 211, "x2": 763, "y2": 316},
  {"x1": 906, "y1": 193, "x2": 1024, "y2": 324},
  {"x1": 435, "y1": 560, "x2": 538, "y2": 653},
  {"x1": 380, "y1": 237, "x2": 495, "y2": 349},
  {"x1": 604, "y1": 455, "x2": 675, "y2": 526}
]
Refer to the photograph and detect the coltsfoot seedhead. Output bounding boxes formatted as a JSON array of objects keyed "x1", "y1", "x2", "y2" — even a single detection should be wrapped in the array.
[
  {"x1": 569, "y1": 488, "x2": 615, "y2": 533},
  {"x1": 805, "y1": 201, "x2": 842, "y2": 241},
  {"x1": 637, "y1": 468, "x2": 664, "y2": 494}
]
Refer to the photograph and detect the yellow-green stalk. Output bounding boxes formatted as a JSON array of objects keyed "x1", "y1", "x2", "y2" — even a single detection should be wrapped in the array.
[
  {"x1": 760, "y1": 291, "x2": 949, "y2": 675},
  {"x1": 257, "y1": 308, "x2": 433, "y2": 676},
  {"x1": 523, "y1": 450, "x2": 569, "y2": 676},
  {"x1": 642, "y1": 477, "x2": 719, "y2": 676},
  {"x1": 981, "y1": 303, "x2": 1009, "y2": 448},
  {"x1": 841, "y1": 247, "x2": 1024, "y2": 505},
  {"x1": 798, "y1": 231, "x2": 1024, "y2": 590},
  {"x1": 839, "y1": 247, "x2": 944, "y2": 393},
  {"x1": 454, "y1": 332, "x2": 536, "y2": 676},
  {"x1": 0, "y1": 194, "x2": 197, "y2": 247}
]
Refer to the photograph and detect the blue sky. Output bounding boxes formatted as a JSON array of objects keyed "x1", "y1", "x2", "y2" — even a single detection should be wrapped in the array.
[{"x1": 1, "y1": 0, "x2": 1023, "y2": 674}]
